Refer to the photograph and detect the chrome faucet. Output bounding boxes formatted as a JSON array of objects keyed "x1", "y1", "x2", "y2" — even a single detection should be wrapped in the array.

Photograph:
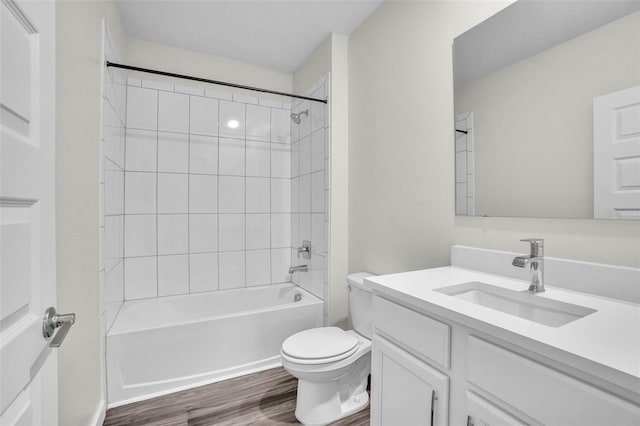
[
  {"x1": 512, "y1": 238, "x2": 545, "y2": 293},
  {"x1": 288, "y1": 265, "x2": 308, "y2": 274},
  {"x1": 297, "y1": 240, "x2": 311, "y2": 260}
]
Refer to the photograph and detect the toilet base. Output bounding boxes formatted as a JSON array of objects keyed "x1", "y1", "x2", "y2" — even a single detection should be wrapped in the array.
[{"x1": 294, "y1": 382, "x2": 369, "y2": 426}]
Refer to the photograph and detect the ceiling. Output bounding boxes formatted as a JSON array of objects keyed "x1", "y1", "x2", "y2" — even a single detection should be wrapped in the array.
[{"x1": 117, "y1": 0, "x2": 383, "y2": 73}]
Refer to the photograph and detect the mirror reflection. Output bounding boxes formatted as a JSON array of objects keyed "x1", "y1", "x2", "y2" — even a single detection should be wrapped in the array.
[{"x1": 453, "y1": 0, "x2": 640, "y2": 219}]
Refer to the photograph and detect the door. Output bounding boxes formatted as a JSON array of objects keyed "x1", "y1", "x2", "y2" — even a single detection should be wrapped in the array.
[
  {"x1": 593, "y1": 86, "x2": 640, "y2": 219},
  {"x1": 371, "y1": 335, "x2": 449, "y2": 426},
  {"x1": 1, "y1": 0, "x2": 57, "y2": 424}
]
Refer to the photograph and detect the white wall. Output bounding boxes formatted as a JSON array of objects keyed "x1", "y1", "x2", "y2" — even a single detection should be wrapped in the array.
[
  {"x1": 56, "y1": 1, "x2": 127, "y2": 425},
  {"x1": 455, "y1": 11, "x2": 640, "y2": 218},
  {"x1": 293, "y1": 34, "x2": 351, "y2": 327},
  {"x1": 349, "y1": 1, "x2": 640, "y2": 273},
  {"x1": 126, "y1": 37, "x2": 292, "y2": 97}
]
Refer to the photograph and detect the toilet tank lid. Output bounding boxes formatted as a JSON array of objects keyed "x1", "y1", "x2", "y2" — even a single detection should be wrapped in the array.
[{"x1": 347, "y1": 272, "x2": 376, "y2": 292}]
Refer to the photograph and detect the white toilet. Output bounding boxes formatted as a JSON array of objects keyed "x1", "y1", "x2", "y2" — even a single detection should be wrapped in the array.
[{"x1": 280, "y1": 272, "x2": 375, "y2": 425}]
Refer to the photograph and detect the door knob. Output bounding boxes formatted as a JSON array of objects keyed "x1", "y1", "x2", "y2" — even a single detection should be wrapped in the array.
[{"x1": 42, "y1": 307, "x2": 75, "y2": 347}]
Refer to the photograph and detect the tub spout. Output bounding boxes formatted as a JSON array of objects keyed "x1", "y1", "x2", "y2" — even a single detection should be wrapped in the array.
[{"x1": 288, "y1": 265, "x2": 308, "y2": 274}]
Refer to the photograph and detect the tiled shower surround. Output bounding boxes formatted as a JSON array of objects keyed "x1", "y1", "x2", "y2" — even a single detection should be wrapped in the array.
[
  {"x1": 117, "y1": 76, "x2": 329, "y2": 302},
  {"x1": 290, "y1": 78, "x2": 330, "y2": 318}
]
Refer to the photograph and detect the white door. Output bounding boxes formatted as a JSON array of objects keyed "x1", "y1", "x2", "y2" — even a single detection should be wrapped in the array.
[
  {"x1": 1, "y1": 0, "x2": 58, "y2": 424},
  {"x1": 594, "y1": 86, "x2": 640, "y2": 219}
]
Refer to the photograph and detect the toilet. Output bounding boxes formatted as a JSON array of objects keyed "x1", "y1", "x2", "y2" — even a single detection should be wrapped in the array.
[{"x1": 280, "y1": 272, "x2": 375, "y2": 425}]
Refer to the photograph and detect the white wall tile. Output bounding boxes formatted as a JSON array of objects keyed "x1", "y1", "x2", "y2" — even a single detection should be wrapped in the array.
[
  {"x1": 233, "y1": 93, "x2": 258, "y2": 104},
  {"x1": 175, "y1": 85, "x2": 204, "y2": 96},
  {"x1": 189, "y1": 214, "x2": 217, "y2": 253},
  {"x1": 124, "y1": 257, "x2": 157, "y2": 300},
  {"x1": 158, "y1": 132, "x2": 189, "y2": 173},
  {"x1": 219, "y1": 176, "x2": 245, "y2": 213},
  {"x1": 190, "y1": 135, "x2": 218, "y2": 175},
  {"x1": 219, "y1": 138, "x2": 245, "y2": 176},
  {"x1": 246, "y1": 141, "x2": 270, "y2": 177},
  {"x1": 126, "y1": 86, "x2": 157, "y2": 130},
  {"x1": 158, "y1": 91, "x2": 189, "y2": 133},
  {"x1": 125, "y1": 172, "x2": 156, "y2": 214},
  {"x1": 324, "y1": 127, "x2": 331, "y2": 158},
  {"x1": 125, "y1": 129, "x2": 157, "y2": 172},
  {"x1": 271, "y1": 109, "x2": 290, "y2": 144},
  {"x1": 142, "y1": 79, "x2": 173, "y2": 92},
  {"x1": 299, "y1": 174, "x2": 311, "y2": 213},
  {"x1": 219, "y1": 100, "x2": 246, "y2": 139},
  {"x1": 271, "y1": 248, "x2": 291, "y2": 284},
  {"x1": 189, "y1": 174, "x2": 218, "y2": 213},
  {"x1": 311, "y1": 128, "x2": 324, "y2": 173},
  {"x1": 124, "y1": 215, "x2": 156, "y2": 257},
  {"x1": 271, "y1": 144, "x2": 291, "y2": 178},
  {"x1": 298, "y1": 101, "x2": 311, "y2": 138},
  {"x1": 246, "y1": 250, "x2": 271, "y2": 286},
  {"x1": 291, "y1": 213, "x2": 300, "y2": 248},
  {"x1": 271, "y1": 214, "x2": 291, "y2": 248},
  {"x1": 219, "y1": 251, "x2": 245, "y2": 289},
  {"x1": 190, "y1": 96, "x2": 219, "y2": 136},
  {"x1": 271, "y1": 179, "x2": 291, "y2": 213},
  {"x1": 310, "y1": 254, "x2": 325, "y2": 298},
  {"x1": 157, "y1": 173, "x2": 188, "y2": 213},
  {"x1": 311, "y1": 214, "x2": 325, "y2": 254},
  {"x1": 299, "y1": 135, "x2": 311, "y2": 176},
  {"x1": 300, "y1": 213, "x2": 311, "y2": 244},
  {"x1": 455, "y1": 151, "x2": 467, "y2": 182},
  {"x1": 157, "y1": 214, "x2": 188, "y2": 255},
  {"x1": 104, "y1": 261, "x2": 124, "y2": 303},
  {"x1": 205, "y1": 89, "x2": 233, "y2": 100},
  {"x1": 291, "y1": 142, "x2": 300, "y2": 178},
  {"x1": 104, "y1": 216, "x2": 121, "y2": 271},
  {"x1": 246, "y1": 214, "x2": 270, "y2": 250},
  {"x1": 218, "y1": 214, "x2": 245, "y2": 251},
  {"x1": 310, "y1": 94, "x2": 324, "y2": 134},
  {"x1": 104, "y1": 167, "x2": 124, "y2": 215},
  {"x1": 311, "y1": 171, "x2": 324, "y2": 213},
  {"x1": 246, "y1": 104, "x2": 271, "y2": 142},
  {"x1": 158, "y1": 255, "x2": 189, "y2": 296},
  {"x1": 456, "y1": 182, "x2": 467, "y2": 215},
  {"x1": 259, "y1": 98, "x2": 282, "y2": 108},
  {"x1": 246, "y1": 177, "x2": 270, "y2": 213},
  {"x1": 127, "y1": 76, "x2": 141, "y2": 87},
  {"x1": 291, "y1": 177, "x2": 299, "y2": 214},
  {"x1": 190, "y1": 252, "x2": 219, "y2": 292}
]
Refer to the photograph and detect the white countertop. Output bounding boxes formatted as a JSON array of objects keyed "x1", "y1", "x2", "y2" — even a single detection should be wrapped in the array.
[{"x1": 366, "y1": 266, "x2": 640, "y2": 394}]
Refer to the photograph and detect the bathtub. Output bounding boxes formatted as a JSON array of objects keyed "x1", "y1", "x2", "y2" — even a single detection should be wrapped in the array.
[{"x1": 106, "y1": 283, "x2": 323, "y2": 406}]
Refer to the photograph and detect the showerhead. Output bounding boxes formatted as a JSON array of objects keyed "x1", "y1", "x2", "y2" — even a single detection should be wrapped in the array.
[{"x1": 290, "y1": 109, "x2": 309, "y2": 124}]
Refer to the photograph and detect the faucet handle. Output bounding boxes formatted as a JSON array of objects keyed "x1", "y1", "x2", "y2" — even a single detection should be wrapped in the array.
[{"x1": 520, "y1": 238, "x2": 544, "y2": 257}]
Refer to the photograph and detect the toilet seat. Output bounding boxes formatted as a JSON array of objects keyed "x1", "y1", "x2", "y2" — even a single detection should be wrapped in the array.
[{"x1": 281, "y1": 327, "x2": 359, "y2": 364}]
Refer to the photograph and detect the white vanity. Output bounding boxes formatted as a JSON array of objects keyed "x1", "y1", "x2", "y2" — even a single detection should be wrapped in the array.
[{"x1": 366, "y1": 246, "x2": 640, "y2": 426}]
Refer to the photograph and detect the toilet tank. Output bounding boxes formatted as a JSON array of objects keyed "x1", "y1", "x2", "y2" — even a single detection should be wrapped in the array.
[{"x1": 347, "y1": 272, "x2": 375, "y2": 339}]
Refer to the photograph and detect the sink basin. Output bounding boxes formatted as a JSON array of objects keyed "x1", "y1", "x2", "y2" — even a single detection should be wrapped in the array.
[{"x1": 435, "y1": 281, "x2": 596, "y2": 327}]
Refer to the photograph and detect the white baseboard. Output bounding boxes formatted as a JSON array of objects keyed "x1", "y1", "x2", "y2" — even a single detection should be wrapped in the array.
[{"x1": 90, "y1": 398, "x2": 106, "y2": 426}]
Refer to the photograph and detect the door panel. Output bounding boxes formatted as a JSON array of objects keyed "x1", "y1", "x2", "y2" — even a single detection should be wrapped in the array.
[
  {"x1": 594, "y1": 86, "x2": 640, "y2": 218},
  {"x1": 1, "y1": 0, "x2": 57, "y2": 424}
]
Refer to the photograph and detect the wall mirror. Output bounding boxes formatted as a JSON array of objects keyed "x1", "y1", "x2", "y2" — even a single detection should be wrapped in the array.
[{"x1": 453, "y1": 0, "x2": 640, "y2": 219}]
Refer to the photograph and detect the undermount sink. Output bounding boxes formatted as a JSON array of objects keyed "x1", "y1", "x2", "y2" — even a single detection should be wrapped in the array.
[{"x1": 435, "y1": 281, "x2": 596, "y2": 327}]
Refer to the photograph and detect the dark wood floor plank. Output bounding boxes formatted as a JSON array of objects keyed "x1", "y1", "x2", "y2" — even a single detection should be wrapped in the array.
[{"x1": 103, "y1": 367, "x2": 370, "y2": 426}]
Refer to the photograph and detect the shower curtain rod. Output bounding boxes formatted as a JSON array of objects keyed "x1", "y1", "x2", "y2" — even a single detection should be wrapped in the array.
[{"x1": 106, "y1": 61, "x2": 328, "y2": 104}]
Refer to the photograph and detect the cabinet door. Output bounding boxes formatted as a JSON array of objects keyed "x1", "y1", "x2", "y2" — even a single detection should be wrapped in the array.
[
  {"x1": 371, "y1": 335, "x2": 449, "y2": 426},
  {"x1": 466, "y1": 391, "x2": 528, "y2": 426}
]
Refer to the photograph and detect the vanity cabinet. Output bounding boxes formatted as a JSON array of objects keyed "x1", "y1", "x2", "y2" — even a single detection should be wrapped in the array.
[
  {"x1": 371, "y1": 294, "x2": 640, "y2": 426},
  {"x1": 371, "y1": 336, "x2": 449, "y2": 426}
]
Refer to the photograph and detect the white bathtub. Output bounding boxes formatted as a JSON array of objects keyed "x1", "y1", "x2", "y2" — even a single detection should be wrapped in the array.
[{"x1": 106, "y1": 283, "x2": 323, "y2": 406}]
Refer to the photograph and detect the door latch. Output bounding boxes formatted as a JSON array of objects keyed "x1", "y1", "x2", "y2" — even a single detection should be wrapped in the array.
[{"x1": 42, "y1": 307, "x2": 76, "y2": 347}]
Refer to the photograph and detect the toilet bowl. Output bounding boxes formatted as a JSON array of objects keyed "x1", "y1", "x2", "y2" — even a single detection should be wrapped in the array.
[{"x1": 281, "y1": 272, "x2": 375, "y2": 425}]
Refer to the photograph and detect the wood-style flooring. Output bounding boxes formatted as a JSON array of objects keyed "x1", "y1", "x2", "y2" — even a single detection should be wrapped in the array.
[{"x1": 103, "y1": 367, "x2": 370, "y2": 426}]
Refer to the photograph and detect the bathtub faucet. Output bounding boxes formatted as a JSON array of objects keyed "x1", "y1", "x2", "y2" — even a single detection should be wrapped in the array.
[{"x1": 289, "y1": 265, "x2": 308, "y2": 274}]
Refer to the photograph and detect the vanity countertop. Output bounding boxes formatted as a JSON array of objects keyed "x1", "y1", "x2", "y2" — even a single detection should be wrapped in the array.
[{"x1": 366, "y1": 266, "x2": 640, "y2": 394}]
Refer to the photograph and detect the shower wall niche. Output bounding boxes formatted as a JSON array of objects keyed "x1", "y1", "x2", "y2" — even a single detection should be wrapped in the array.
[{"x1": 117, "y1": 75, "x2": 329, "y2": 303}]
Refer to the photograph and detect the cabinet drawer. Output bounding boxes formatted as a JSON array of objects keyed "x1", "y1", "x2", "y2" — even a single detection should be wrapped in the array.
[
  {"x1": 373, "y1": 296, "x2": 450, "y2": 369},
  {"x1": 467, "y1": 336, "x2": 640, "y2": 425}
]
